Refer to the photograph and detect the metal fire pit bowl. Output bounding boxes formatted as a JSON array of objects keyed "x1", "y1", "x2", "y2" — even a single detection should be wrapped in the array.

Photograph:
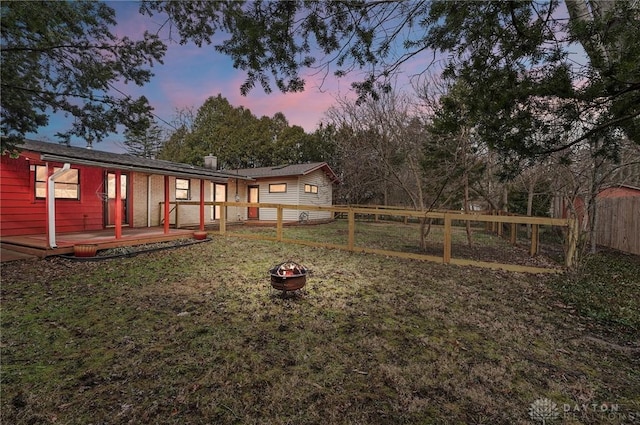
[{"x1": 269, "y1": 261, "x2": 307, "y2": 291}]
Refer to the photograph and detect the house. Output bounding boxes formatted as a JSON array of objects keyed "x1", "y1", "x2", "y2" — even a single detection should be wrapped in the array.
[
  {"x1": 0, "y1": 139, "x2": 252, "y2": 252},
  {"x1": 231, "y1": 162, "x2": 339, "y2": 222}
]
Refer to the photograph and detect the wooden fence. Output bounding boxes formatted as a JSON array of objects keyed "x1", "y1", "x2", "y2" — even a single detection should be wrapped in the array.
[
  {"x1": 212, "y1": 202, "x2": 577, "y2": 274},
  {"x1": 596, "y1": 196, "x2": 640, "y2": 255}
]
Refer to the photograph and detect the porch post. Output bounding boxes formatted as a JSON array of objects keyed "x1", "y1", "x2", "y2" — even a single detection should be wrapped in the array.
[
  {"x1": 46, "y1": 163, "x2": 71, "y2": 248},
  {"x1": 164, "y1": 175, "x2": 170, "y2": 234},
  {"x1": 199, "y1": 179, "x2": 205, "y2": 231},
  {"x1": 114, "y1": 170, "x2": 122, "y2": 239}
]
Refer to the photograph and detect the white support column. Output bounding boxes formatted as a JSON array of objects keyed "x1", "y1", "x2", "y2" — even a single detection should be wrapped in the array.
[{"x1": 47, "y1": 163, "x2": 71, "y2": 248}]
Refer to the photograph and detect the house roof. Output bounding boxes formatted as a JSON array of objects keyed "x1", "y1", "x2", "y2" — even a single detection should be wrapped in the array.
[
  {"x1": 233, "y1": 162, "x2": 340, "y2": 183},
  {"x1": 18, "y1": 139, "x2": 253, "y2": 182}
]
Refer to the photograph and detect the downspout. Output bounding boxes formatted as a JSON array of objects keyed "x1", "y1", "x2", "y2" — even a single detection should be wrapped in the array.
[{"x1": 47, "y1": 163, "x2": 71, "y2": 248}]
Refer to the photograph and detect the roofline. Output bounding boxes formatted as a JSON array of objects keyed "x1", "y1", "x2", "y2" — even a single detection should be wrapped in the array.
[
  {"x1": 38, "y1": 153, "x2": 240, "y2": 182},
  {"x1": 16, "y1": 139, "x2": 253, "y2": 181},
  {"x1": 233, "y1": 162, "x2": 340, "y2": 183},
  {"x1": 304, "y1": 162, "x2": 340, "y2": 183},
  {"x1": 600, "y1": 183, "x2": 640, "y2": 192}
]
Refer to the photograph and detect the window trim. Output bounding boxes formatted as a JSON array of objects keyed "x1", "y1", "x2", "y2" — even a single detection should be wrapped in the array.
[
  {"x1": 304, "y1": 184, "x2": 318, "y2": 194},
  {"x1": 35, "y1": 165, "x2": 80, "y2": 200},
  {"x1": 269, "y1": 183, "x2": 287, "y2": 193},
  {"x1": 175, "y1": 178, "x2": 191, "y2": 200}
]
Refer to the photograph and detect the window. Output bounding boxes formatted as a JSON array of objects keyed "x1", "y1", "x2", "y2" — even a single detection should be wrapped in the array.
[
  {"x1": 269, "y1": 183, "x2": 287, "y2": 193},
  {"x1": 176, "y1": 178, "x2": 191, "y2": 200},
  {"x1": 35, "y1": 165, "x2": 79, "y2": 199},
  {"x1": 304, "y1": 184, "x2": 318, "y2": 194}
]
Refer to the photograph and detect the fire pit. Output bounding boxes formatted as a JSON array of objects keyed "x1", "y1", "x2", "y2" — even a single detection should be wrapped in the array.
[{"x1": 269, "y1": 261, "x2": 307, "y2": 292}]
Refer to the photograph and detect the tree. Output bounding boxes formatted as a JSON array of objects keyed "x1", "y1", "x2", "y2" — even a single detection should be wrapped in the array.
[
  {"x1": 1, "y1": 1, "x2": 165, "y2": 152},
  {"x1": 326, "y1": 91, "x2": 425, "y2": 208},
  {"x1": 142, "y1": 0, "x2": 639, "y2": 161},
  {"x1": 123, "y1": 119, "x2": 165, "y2": 159},
  {"x1": 158, "y1": 94, "x2": 326, "y2": 168},
  {"x1": 426, "y1": 1, "x2": 639, "y2": 167}
]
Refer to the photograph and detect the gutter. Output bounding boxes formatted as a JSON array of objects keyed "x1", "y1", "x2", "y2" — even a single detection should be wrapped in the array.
[{"x1": 47, "y1": 163, "x2": 71, "y2": 248}]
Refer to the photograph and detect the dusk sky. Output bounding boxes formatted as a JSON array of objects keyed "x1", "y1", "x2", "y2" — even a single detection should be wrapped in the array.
[
  {"x1": 26, "y1": 2, "x2": 583, "y2": 155},
  {"x1": 28, "y1": 1, "x2": 392, "y2": 153}
]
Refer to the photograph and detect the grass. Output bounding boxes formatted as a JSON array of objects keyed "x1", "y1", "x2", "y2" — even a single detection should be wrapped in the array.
[
  {"x1": 231, "y1": 219, "x2": 563, "y2": 268},
  {"x1": 550, "y1": 250, "x2": 640, "y2": 336},
  {"x1": 1, "y1": 231, "x2": 639, "y2": 424}
]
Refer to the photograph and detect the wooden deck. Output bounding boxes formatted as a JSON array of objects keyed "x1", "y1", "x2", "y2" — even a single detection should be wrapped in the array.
[{"x1": 0, "y1": 227, "x2": 197, "y2": 259}]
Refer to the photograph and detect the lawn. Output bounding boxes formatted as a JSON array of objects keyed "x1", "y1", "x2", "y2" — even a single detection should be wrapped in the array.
[
  {"x1": 230, "y1": 219, "x2": 564, "y2": 269},
  {"x1": 1, "y1": 233, "x2": 639, "y2": 424}
]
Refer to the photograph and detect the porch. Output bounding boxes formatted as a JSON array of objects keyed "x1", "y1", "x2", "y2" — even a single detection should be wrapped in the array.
[{"x1": 0, "y1": 227, "x2": 197, "y2": 260}]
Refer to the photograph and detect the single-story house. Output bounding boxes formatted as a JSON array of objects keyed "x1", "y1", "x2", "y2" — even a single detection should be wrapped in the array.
[
  {"x1": 1, "y1": 140, "x2": 340, "y2": 253},
  {"x1": 232, "y1": 163, "x2": 340, "y2": 222},
  {"x1": 0, "y1": 139, "x2": 253, "y2": 248}
]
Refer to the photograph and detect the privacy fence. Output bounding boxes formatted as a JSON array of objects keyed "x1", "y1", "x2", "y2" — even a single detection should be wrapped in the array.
[
  {"x1": 192, "y1": 202, "x2": 579, "y2": 274},
  {"x1": 596, "y1": 196, "x2": 640, "y2": 255}
]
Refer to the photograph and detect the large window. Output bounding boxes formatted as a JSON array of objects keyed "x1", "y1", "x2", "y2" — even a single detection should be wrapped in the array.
[
  {"x1": 35, "y1": 165, "x2": 79, "y2": 199},
  {"x1": 269, "y1": 183, "x2": 287, "y2": 193},
  {"x1": 176, "y1": 178, "x2": 191, "y2": 200},
  {"x1": 304, "y1": 184, "x2": 318, "y2": 194}
]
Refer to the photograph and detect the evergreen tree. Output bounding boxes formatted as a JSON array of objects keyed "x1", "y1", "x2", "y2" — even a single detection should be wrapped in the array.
[{"x1": 1, "y1": 1, "x2": 166, "y2": 152}]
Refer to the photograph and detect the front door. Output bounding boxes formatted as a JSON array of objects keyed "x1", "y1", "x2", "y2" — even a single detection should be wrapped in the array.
[
  {"x1": 248, "y1": 185, "x2": 259, "y2": 219},
  {"x1": 104, "y1": 172, "x2": 129, "y2": 226}
]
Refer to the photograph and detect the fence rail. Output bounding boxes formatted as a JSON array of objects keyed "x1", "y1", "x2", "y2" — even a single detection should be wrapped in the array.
[{"x1": 207, "y1": 202, "x2": 578, "y2": 273}]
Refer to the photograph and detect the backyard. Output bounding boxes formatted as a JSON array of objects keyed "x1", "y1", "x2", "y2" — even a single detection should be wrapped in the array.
[{"x1": 1, "y1": 228, "x2": 639, "y2": 424}]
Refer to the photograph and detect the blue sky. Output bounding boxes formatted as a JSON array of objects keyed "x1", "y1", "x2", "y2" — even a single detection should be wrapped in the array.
[{"x1": 28, "y1": 1, "x2": 364, "y2": 153}]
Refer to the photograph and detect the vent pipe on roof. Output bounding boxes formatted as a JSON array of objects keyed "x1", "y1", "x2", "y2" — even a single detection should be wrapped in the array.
[{"x1": 204, "y1": 154, "x2": 217, "y2": 170}]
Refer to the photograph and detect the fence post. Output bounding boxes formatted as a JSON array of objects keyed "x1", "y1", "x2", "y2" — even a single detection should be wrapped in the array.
[
  {"x1": 219, "y1": 203, "x2": 226, "y2": 235},
  {"x1": 276, "y1": 206, "x2": 283, "y2": 241},
  {"x1": 530, "y1": 224, "x2": 539, "y2": 256},
  {"x1": 348, "y1": 209, "x2": 355, "y2": 251},
  {"x1": 443, "y1": 213, "x2": 452, "y2": 264},
  {"x1": 510, "y1": 222, "x2": 517, "y2": 245}
]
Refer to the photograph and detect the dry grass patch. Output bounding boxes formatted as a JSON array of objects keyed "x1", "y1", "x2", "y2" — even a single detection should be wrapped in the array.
[{"x1": 1, "y1": 236, "x2": 638, "y2": 424}]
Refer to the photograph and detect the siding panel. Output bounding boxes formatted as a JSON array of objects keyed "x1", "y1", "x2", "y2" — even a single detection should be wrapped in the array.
[{"x1": 1, "y1": 155, "x2": 105, "y2": 236}]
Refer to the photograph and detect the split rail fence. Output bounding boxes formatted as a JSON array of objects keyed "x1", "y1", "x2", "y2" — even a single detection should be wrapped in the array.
[{"x1": 208, "y1": 202, "x2": 578, "y2": 274}]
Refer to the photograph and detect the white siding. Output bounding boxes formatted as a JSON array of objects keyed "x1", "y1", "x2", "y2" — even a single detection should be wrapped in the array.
[
  {"x1": 248, "y1": 170, "x2": 333, "y2": 221},
  {"x1": 298, "y1": 171, "x2": 333, "y2": 220},
  {"x1": 257, "y1": 177, "x2": 300, "y2": 220}
]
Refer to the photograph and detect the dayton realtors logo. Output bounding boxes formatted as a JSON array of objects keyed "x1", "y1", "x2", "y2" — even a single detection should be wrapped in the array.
[
  {"x1": 529, "y1": 398, "x2": 560, "y2": 424},
  {"x1": 529, "y1": 398, "x2": 638, "y2": 423}
]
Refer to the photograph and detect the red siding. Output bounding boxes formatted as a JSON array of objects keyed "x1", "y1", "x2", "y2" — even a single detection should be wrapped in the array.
[{"x1": 1, "y1": 153, "x2": 106, "y2": 237}]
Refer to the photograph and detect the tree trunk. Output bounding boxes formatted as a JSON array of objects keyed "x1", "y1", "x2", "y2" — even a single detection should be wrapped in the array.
[
  {"x1": 526, "y1": 179, "x2": 535, "y2": 238},
  {"x1": 463, "y1": 170, "x2": 472, "y2": 246}
]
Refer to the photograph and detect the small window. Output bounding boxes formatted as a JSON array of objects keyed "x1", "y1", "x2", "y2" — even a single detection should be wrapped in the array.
[
  {"x1": 304, "y1": 184, "x2": 318, "y2": 194},
  {"x1": 269, "y1": 183, "x2": 287, "y2": 193},
  {"x1": 35, "y1": 165, "x2": 79, "y2": 199},
  {"x1": 176, "y1": 178, "x2": 191, "y2": 200}
]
